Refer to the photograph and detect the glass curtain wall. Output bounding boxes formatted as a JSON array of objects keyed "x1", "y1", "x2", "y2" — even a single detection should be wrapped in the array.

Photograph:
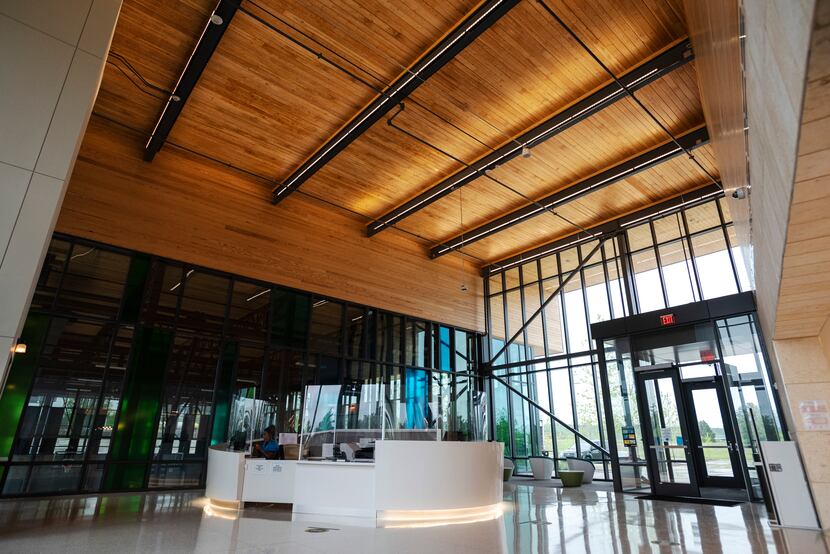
[
  {"x1": 486, "y1": 196, "x2": 745, "y2": 479},
  {"x1": 601, "y1": 313, "x2": 783, "y2": 499},
  {"x1": 0, "y1": 235, "x2": 481, "y2": 497}
]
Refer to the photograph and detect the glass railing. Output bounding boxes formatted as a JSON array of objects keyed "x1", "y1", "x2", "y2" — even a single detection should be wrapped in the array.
[{"x1": 225, "y1": 369, "x2": 489, "y2": 462}]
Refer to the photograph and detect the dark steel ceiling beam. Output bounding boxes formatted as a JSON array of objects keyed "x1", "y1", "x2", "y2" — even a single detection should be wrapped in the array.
[
  {"x1": 482, "y1": 182, "x2": 724, "y2": 276},
  {"x1": 366, "y1": 38, "x2": 694, "y2": 236},
  {"x1": 430, "y1": 125, "x2": 710, "y2": 258},
  {"x1": 144, "y1": 0, "x2": 238, "y2": 161},
  {"x1": 271, "y1": 0, "x2": 521, "y2": 204}
]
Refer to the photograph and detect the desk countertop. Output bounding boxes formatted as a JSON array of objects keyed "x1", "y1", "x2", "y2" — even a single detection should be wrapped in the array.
[{"x1": 296, "y1": 460, "x2": 375, "y2": 467}]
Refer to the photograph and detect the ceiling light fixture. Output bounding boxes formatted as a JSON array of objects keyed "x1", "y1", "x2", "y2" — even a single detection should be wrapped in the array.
[
  {"x1": 272, "y1": 0, "x2": 516, "y2": 204},
  {"x1": 366, "y1": 40, "x2": 693, "y2": 237},
  {"x1": 169, "y1": 269, "x2": 194, "y2": 292},
  {"x1": 430, "y1": 126, "x2": 709, "y2": 258},
  {"x1": 11, "y1": 343, "x2": 26, "y2": 354},
  {"x1": 246, "y1": 289, "x2": 270, "y2": 302}
]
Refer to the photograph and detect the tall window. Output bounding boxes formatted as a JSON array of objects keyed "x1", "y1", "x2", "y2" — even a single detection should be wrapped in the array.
[
  {"x1": 0, "y1": 235, "x2": 482, "y2": 497},
  {"x1": 485, "y1": 196, "x2": 745, "y2": 479}
]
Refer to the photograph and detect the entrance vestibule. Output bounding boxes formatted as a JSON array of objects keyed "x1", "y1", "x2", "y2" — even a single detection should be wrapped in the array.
[{"x1": 593, "y1": 292, "x2": 786, "y2": 503}]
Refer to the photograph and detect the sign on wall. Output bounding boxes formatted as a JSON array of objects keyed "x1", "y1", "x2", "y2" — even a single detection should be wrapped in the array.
[
  {"x1": 799, "y1": 400, "x2": 830, "y2": 431},
  {"x1": 621, "y1": 426, "x2": 637, "y2": 447}
]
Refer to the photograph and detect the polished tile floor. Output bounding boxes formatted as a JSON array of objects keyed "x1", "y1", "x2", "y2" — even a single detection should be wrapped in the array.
[{"x1": 0, "y1": 483, "x2": 827, "y2": 553}]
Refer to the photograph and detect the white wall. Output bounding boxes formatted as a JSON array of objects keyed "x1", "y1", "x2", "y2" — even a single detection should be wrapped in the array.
[{"x1": 0, "y1": 0, "x2": 121, "y2": 385}]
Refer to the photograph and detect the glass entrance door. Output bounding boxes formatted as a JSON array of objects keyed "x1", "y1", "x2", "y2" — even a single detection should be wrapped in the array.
[
  {"x1": 636, "y1": 366, "x2": 700, "y2": 497},
  {"x1": 685, "y1": 380, "x2": 745, "y2": 489}
]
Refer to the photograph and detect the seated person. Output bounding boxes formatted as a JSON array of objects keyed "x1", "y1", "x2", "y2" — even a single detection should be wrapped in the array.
[{"x1": 253, "y1": 426, "x2": 279, "y2": 459}]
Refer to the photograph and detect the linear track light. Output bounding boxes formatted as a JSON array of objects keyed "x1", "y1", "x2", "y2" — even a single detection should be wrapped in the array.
[
  {"x1": 484, "y1": 184, "x2": 722, "y2": 276},
  {"x1": 271, "y1": 0, "x2": 520, "y2": 203},
  {"x1": 430, "y1": 126, "x2": 709, "y2": 258},
  {"x1": 366, "y1": 41, "x2": 692, "y2": 236}
]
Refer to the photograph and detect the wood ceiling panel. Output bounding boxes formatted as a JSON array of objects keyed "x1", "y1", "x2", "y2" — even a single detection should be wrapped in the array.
[
  {"x1": 293, "y1": 101, "x2": 491, "y2": 218},
  {"x1": 458, "y1": 145, "x2": 720, "y2": 262},
  {"x1": 255, "y1": 0, "x2": 474, "y2": 85},
  {"x1": 297, "y1": 0, "x2": 692, "y2": 221},
  {"x1": 93, "y1": 0, "x2": 214, "y2": 131},
  {"x1": 76, "y1": 0, "x2": 715, "y2": 279},
  {"x1": 167, "y1": 0, "x2": 472, "y2": 178},
  {"x1": 401, "y1": 0, "x2": 688, "y2": 148},
  {"x1": 392, "y1": 65, "x2": 705, "y2": 244}
]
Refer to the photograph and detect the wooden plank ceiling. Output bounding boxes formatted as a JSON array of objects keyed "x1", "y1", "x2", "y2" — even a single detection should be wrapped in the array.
[{"x1": 85, "y1": 0, "x2": 716, "y2": 270}]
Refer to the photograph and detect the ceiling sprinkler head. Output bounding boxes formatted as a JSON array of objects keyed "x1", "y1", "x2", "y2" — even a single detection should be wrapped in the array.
[
  {"x1": 521, "y1": 146, "x2": 532, "y2": 159},
  {"x1": 460, "y1": 283, "x2": 469, "y2": 292}
]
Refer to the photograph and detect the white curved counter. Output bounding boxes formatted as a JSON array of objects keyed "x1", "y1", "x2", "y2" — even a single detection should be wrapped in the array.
[
  {"x1": 205, "y1": 445, "x2": 244, "y2": 503},
  {"x1": 205, "y1": 440, "x2": 503, "y2": 524},
  {"x1": 374, "y1": 440, "x2": 503, "y2": 513}
]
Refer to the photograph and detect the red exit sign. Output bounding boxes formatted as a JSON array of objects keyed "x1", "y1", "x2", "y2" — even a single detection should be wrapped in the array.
[{"x1": 660, "y1": 313, "x2": 676, "y2": 326}]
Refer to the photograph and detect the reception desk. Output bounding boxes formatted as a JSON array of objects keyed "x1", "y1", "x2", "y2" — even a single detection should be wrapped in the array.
[{"x1": 205, "y1": 440, "x2": 503, "y2": 524}]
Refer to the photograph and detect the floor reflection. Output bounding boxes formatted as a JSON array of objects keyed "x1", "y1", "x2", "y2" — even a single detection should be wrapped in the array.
[
  {"x1": 501, "y1": 484, "x2": 828, "y2": 553},
  {"x1": 0, "y1": 484, "x2": 826, "y2": 553}
]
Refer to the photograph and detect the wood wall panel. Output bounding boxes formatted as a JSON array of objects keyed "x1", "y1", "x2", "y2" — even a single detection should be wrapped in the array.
[
  {"x1": 775, "y1": 5, "x2": 830, "y2": 339},
  {"x1": 57, "y1": 118, "x2": 484, "y2": 332},
  {"x1": 681, "y1": 3, "x2": 747, "y2": 191},
  {"x1": 682, "y1": 0, "x2": 753, "y2": 281},
  {"x1": 742, "y1": 0, "x2": 815, "y2": 340}
]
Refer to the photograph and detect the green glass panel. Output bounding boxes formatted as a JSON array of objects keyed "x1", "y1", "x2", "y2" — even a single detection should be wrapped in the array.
[
  {"x1": 98, "y1": 493, "x2": 143, "y2": 515},
  {"x1": 270, "y1": 288, "x2": 310, "y2": 348},
  {"x1": 121, "y1": 254, "x2": 150, "y2": 323},
  {"x1": 211, "y1": 341, "x2": 238, "y2": 446},
  {"x1": 0, "y1": 313, "x2": 50, "y2": 459},
  {"x1": 105, "y1": 326, "x2": 171, "y2": 491},
  {"x1": 103, "y1": 463, "x2": 146, "y2": 492}
]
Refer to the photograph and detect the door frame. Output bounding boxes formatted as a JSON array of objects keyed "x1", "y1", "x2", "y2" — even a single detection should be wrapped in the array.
[
  {"x1": 634, "y1": 365, "x2": 700, "y2": 497},
  {"x1": 683, "y1": 377, "x2": 746, "y2": 490}
]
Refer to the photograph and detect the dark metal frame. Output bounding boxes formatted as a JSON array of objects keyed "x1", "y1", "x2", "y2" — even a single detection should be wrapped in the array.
[
  {"x1": 683, "y1": 378, "x2": 746, "y2": 489},
  {"x1": 486, "y1": 239, "x2": 614, "y2": 477},
  {"x1": 591, "y1": 293, "x2": 790, "y2": 496},
  {"x1": 144, "y1": 0, "x2": 238, "y2": 161},
  {"x1": 431, "y1": 126, "x2": 709, "y2": 257},
  {"x1": 368, "y1": 38, "x2": 695, "y2": 236},
  {"x1": 489, "y1": 240, "x2": 607, "y2": 364},
  {"x1": 484, "y1": 193, "x2": 760, "y2": 484},
  {"x1": 271, "y1": 0, "x2": 520, "y2": 204},
  {"x1": 634, "y1": 365, "x2": 701, "y2": 497},
  {"x1": 0, "y1": 233, "x2": 483, "y2": 498},
  {"x1": 491, "y1": 374, "x2": 609, "y2": 456}
]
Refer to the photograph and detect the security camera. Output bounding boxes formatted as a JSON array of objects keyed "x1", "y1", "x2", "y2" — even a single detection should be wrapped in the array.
[{"x1": 732, "y1": 187, "x2": 748, "y2": 200}]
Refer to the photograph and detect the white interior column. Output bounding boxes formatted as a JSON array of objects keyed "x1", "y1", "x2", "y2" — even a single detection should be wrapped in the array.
[{"x1": 0, "y1": 0, "x2": 122, "y2": 386}]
